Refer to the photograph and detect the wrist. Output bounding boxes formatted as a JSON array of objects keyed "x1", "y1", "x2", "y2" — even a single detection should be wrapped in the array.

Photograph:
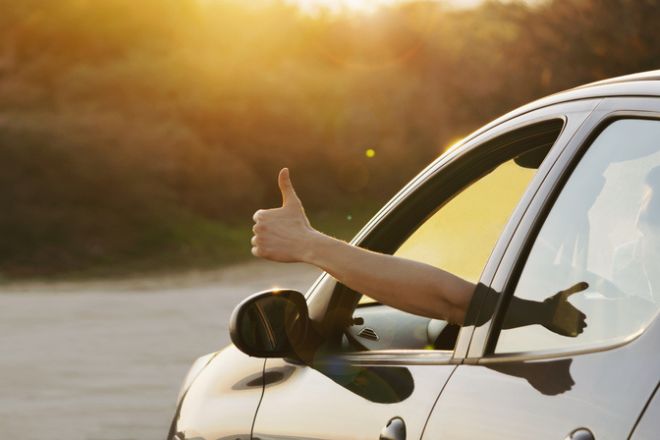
[{"x1": 300, "y1": 230, "x2": 334, "y2": 266}]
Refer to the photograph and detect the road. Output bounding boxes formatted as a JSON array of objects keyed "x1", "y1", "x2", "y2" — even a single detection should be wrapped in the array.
[{"x1": 0, "y1": 261, "x2": 320, "y2": 440}]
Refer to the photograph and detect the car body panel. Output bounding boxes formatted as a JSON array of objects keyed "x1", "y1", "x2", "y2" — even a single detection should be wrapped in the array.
[
  {"x1": 174, "y1": 345, "x2": 265, "y2": 440},
  {"x1": 424, "y1": 96, "x2": 660, "y2": 439},
  {"x1": 422, "y1": 314, "x2": 660, "y2": 440},
  {"x1": 468, "y1": 78, "x2": 660, "y2": 152},
  {"x1": 630, "y1": 382, "x2": 660, "y2": 440},
  {"x1": 252, "y1": 355, "x2": 455, "y2": 440},
  {"x1": 172, "y1": 71, "x2": 660, "y2": 440}
]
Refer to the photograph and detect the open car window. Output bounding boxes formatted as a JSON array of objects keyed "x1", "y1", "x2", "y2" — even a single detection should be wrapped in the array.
[
  {"x1": 394, "y1": 159, "x2": 536, "y2": 282},
  {"x1": 343, "y1": 119, "x2": 565, "y2": 352}
]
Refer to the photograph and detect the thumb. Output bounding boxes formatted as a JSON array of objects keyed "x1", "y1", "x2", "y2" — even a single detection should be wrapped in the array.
[
  {"x1": 562, "y1": 281, "x2": 589, "y2": 298},
  {"x1": 278, "y1": 168, "x2": 302, "y2": 207}
]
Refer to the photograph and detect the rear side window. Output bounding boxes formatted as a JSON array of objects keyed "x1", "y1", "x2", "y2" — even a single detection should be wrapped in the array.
[{"x1": 496, "y1": 119, "x2": 660, "y2": 354}]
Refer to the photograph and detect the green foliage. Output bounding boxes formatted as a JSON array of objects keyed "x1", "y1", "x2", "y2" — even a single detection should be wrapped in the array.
[{"x1": 0, "y1": 0, "x2": 658, "y2": 278}]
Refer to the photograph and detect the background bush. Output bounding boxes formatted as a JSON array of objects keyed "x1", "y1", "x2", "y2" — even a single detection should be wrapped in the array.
[{"x1": 0, "y1": 0, "x2": 658, "y2": 277}]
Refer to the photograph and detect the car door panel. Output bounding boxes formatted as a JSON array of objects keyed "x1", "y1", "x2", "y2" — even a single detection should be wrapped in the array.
[
  {"x1": 422, "y1": 317, "x2": 660, "y2": 439},
  {"x1": 253, "y1": 356, "x2": 456, "y2": 440},
  {"x1": 630, "y1": 382, "x2": 660, "y2": 440},
  {"x1": 425, "y1": 99, "x2": 660, "y2": 439},
  {"x1": 251, "y1": 105, "x2": 598, "y2": 440}
]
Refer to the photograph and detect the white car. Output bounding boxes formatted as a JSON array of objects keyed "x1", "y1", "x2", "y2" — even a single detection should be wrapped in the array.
[{"x1": 170, "y1": 70, "x2": 660, "y2": 440}]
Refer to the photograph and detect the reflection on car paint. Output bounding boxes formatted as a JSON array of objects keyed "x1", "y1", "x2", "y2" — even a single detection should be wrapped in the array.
[
  {"x1": 310, "y1": 357, "x2": 414, "y2": 403},
  {"x1": 231, "y1": 366, "x2": 296, "y2": 390},
  {"x1": 486, "y1": 358, "x2": 575, "y2": 396}
]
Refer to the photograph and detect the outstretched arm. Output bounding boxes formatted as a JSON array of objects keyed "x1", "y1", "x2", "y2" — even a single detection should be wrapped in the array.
[
  {"x1": 252, "y1": 168, "x2": 588, "y2": 336},
  {"x1": 251, "y1": 168, "x2": 475, "y2": 324}
]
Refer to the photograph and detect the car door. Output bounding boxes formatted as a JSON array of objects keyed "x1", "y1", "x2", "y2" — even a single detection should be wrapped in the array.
[
  {"x1": 422, "y1": 98, "x2": 660, "y2": 440},
  {"x1": 250, "y1": 101, "x2": 599, "y2": 440}
]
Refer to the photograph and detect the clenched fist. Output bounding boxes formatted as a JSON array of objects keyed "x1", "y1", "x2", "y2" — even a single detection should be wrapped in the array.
[{"x1": 251, "y1": 168, "x2": 321, "y2": 263}]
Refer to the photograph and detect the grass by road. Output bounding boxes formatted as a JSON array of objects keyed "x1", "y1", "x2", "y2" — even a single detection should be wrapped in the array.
[{"x1": 0, "y1": 203, "x2": 381, "y2": 284}]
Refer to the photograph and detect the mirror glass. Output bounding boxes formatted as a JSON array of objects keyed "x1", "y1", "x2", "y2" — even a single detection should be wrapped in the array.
[{"x1": 233, "y1": 291, "x2": 308, "y2": 357}]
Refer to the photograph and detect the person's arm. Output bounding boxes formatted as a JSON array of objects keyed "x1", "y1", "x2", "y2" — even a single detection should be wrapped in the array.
[
  {"x1": 473, "y1": 282, "x2": 588, "y2": 337},
  {"x1": 251, "y1": 168, "x2": 475, "y2": 324},
  {"x1": 252, "y1": 168, "x2": 587, "y2": 336}
]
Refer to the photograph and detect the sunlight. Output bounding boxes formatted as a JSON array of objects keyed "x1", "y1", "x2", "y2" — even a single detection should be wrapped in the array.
[
  {"x1": 286, "y1": 0, "x2": 489, "y2": 14},
  {"x1": 288, "y1": 0, "x2": 409, "y2": 14}
]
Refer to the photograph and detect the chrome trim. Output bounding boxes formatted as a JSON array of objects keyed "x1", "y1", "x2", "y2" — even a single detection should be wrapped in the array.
[
  {"x1": 335, "y1": 349, "x2": 455, "y2": 366},
  {"x1": 304, "y1": 272, "x2": 328, "y2": 299},
  {"x1": 452, "y1": 325, "x2": 474, "y2": 361},
  {"x1": 477, "y1": 322, "x2": 652, "y2": 364}
]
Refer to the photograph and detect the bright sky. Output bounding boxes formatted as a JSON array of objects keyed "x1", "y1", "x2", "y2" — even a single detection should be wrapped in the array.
[{"x1": 287, "y1": 0, "x2": 485, "y2": 14}]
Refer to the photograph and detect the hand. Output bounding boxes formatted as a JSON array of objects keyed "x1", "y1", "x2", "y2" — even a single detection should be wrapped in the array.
[
  {"x1": 542, "y1": 281, "x2": 589, "y2": 337},
  {"x1": 251, "y1": 168, "x2": 319, "y2": 263}
]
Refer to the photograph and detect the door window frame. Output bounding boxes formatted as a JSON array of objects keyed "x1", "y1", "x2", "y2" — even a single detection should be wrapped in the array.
[
  {"x1": 304, "y1": 100, "x2": 600, "y2": 364},
  {"x1": 470, "y1": 99, "x2": 660, "y2": 363}
]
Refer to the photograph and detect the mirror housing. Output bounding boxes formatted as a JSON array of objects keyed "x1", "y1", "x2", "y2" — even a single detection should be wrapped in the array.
[{"x1": 229, "y1": 289, "x2": 311, "y2": 359}]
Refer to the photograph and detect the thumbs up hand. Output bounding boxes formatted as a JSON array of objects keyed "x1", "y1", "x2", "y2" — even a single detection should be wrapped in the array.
[{"x1": 251, "y1": 168, "x2": 320, "y2": 263}]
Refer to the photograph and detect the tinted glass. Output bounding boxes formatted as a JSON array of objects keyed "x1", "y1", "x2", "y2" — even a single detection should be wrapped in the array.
[
  {"x1": 348, "y1": 120, "x2": 563, "y2": 352},
  {"x1": 496, "y1": 119, "x2": 660, "y2": 354},
  {"x1": 358, "y1": 157, "x2": 541, "y2": 307},
  {"x1": 394, "y1": 159, "x2": 536, "y2": 282}
]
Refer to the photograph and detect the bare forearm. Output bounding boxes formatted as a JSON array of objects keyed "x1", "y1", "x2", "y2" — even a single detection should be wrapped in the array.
[
  {"x1": 304, "y1": 232, "x2": 475, "y2": 324},
  {"x1": 252, "y1": 168, "x2": 476, "y2": 325}
]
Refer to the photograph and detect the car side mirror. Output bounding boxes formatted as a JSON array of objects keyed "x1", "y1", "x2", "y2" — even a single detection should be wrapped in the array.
[{"x1": 229, "y1": 289, "x2": 310, "y2": 359}]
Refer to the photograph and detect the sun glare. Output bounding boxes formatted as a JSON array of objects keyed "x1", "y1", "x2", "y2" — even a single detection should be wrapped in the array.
[
  {"x1": 288, "y1": 0, "x2": 409, "y2": 14},
  {"x1": 286, "y1": 0, "x2": 492, "y2": 14}
]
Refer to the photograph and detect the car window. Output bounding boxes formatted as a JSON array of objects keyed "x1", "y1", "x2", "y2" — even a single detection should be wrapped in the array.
[
  {"x1": 358, "y1": 146, "x2": 550, "y2": 307},
  {"x1": 346, "y1": 119, "x2": 565, "y2": 352},
  {"x1": 495, "y1": 118, "x2": 660, "y2": 354},
  {"x1": 393, "y1": 159, "x2": 534, "y2": 282}
]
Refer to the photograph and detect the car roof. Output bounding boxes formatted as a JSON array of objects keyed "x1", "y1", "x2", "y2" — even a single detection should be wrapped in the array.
[
  {"x1": 574, "y1": 69, "x2": 660, "y2": 88},
  {"x1": 466, "y1": 69, "x2": 660, "y2": 143}
]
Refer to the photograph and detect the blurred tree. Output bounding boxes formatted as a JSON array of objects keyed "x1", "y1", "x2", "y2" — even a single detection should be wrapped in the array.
[{"x1": 0, "y1": 0, "x2": 658, "y2": 277}]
